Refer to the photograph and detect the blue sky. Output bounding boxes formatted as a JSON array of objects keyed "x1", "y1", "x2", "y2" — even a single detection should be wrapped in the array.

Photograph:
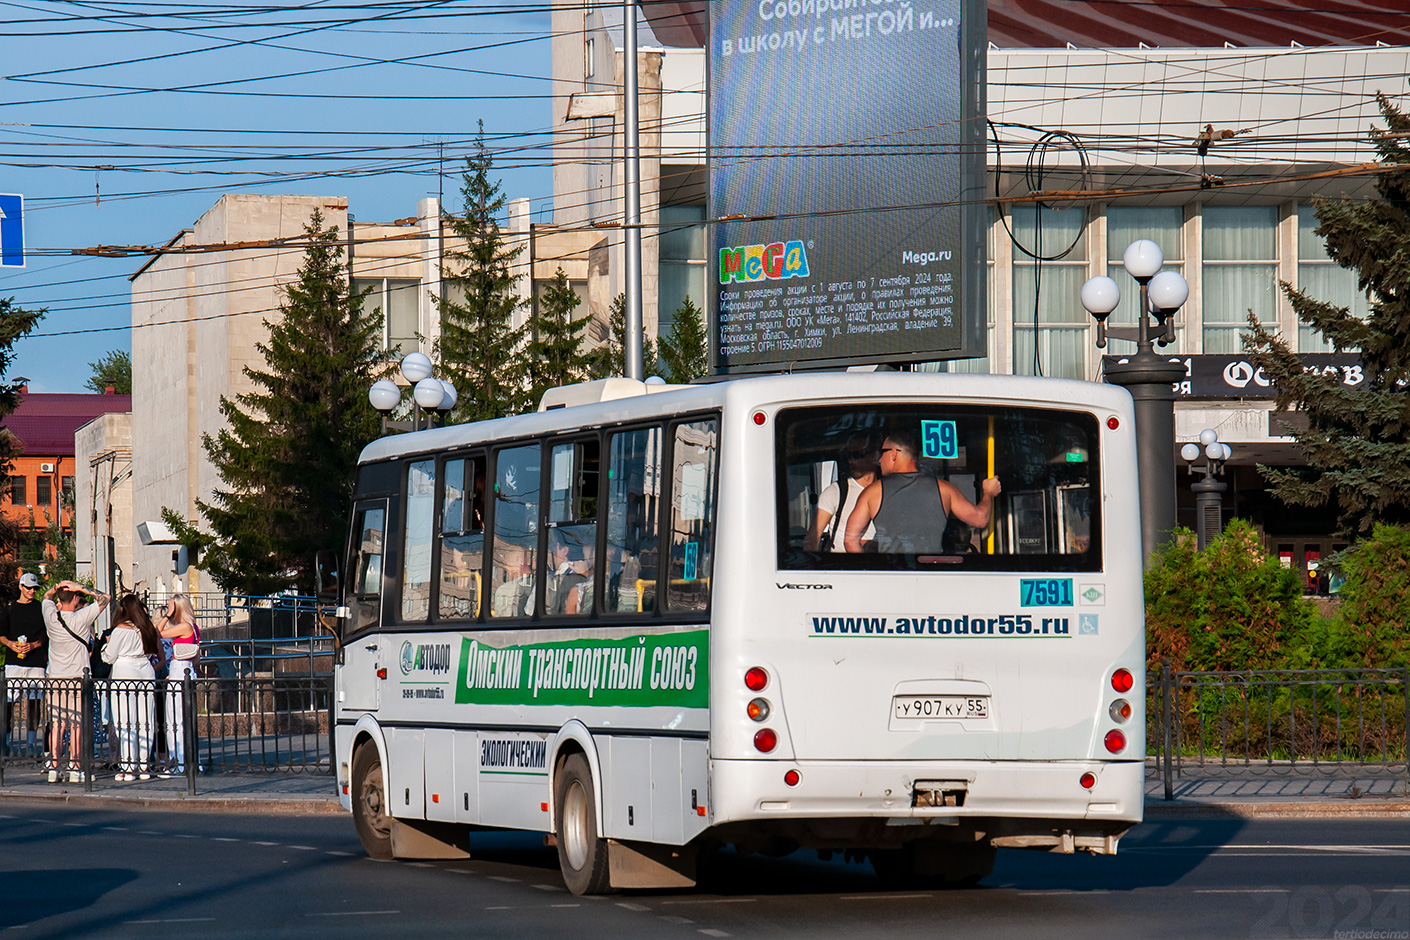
[{"x1": 0, "y1": 0, "x2": 556, "y2": 393}]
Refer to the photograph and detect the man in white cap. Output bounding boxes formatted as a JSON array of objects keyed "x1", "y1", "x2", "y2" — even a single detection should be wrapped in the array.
[
  {"x1": 0, "y1": 573, "x2": 47, "y2": 757},
  {"x1": 42, "y1": 579, "x2": 109, "y2": 783}
]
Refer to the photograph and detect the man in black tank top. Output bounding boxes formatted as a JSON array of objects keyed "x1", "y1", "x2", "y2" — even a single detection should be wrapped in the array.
[{"x1": 843, "y1": 430, "x2": 1002, "y2": 554}]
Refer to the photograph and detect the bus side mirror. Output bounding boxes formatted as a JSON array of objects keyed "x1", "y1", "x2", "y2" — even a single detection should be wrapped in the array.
[{"x1": 315, "y1": 549, "x2": 340, "y2": 603}]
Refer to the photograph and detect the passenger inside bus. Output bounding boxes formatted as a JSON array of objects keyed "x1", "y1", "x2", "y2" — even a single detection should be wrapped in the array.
[
  {"x1": 491, "y1": 544, "x2": 535, "y2": 617},
  {"x1": 804, "y1": 431, "x2": 881, "y2": 552}
]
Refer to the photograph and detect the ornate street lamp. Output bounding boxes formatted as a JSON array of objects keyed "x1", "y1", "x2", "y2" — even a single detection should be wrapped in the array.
[
  {"x1": 1181, "y1": 428, "x2": 1233, "y2": 550},
  {"x1": 368, "y1": 354, "x2": 457, "y2": 432},
  {"x1": 1081, "y1": 239, "x2": 1190, "y2": 567}
]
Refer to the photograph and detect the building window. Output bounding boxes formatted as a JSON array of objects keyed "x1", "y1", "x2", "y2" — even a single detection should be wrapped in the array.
[
  {"x1": 35, "y1": 476, "x2": 51, "y2": 507},
  {"x1": 533, "y1": 277, "x2": 590, "y2": 322},
  {"x1": 1297, "y1": 205, "x2": 1367, "y2": 353},
  {"x1": 1202, "y1": 206, "x2": 1279, "y2": 353},
  {"x1": 353, "y1": 277, "x2": 420, "y2": 357},
  {"x1": 1107, "y1": 206, "x2": 1185, "y2": 353},
  {"x1": 928, "y1": 205, "x2": 994, "y2": 374},
  {"x1": 9, "y1": 476, "x2": 25, "y2": 506},
  {"x1": 585, "y1": 36, "x2": 595, "y2": 80},
  {"x1": 1011, "y1": 205, "x2": 1089, "y2": 380},
  {"x1": 657, "y1": 205, "x2": 707, "y2": 339},
  {"x1": 62, "y1": 476, "x2": 74, "y2": 505}
]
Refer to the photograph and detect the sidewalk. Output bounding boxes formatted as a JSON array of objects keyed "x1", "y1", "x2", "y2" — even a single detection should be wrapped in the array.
[
  {"x1": 0, "y1": 763, "x2": 342, "y2": 815},
  {"x1": 2, "y1": 762, "x2": 1406, "y2": 818}
]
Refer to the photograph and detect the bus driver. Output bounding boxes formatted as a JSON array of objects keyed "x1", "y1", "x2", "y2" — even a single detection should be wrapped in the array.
[{"x1": 843, "y1": 430, "x2": 1001, "y2": 555}]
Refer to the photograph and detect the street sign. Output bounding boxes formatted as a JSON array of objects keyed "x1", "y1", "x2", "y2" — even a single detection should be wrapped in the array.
[{"x1": 0, "y1": 193, "x2": 24, "y2": 268}]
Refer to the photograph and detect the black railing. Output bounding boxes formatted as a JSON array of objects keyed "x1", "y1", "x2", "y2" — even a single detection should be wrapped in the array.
[
  {"x1": 1, "y1": 670, "x2": 332, "y2": 792},
  {"x1": 1147, "y1": 661, "x2": 1410, "y2": 799}
]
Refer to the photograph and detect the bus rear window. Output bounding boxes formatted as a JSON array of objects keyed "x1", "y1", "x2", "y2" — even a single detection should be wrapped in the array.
[{"x1": 776, "y1": 404, "x2": 1100, "y2": 572}]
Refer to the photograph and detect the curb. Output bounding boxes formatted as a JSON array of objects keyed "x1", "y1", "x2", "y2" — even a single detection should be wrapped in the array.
[
  {"x1": 0, "y1": 789, "x2": 344, "y2": 816},
  {"x1": 1144, "y1": 799, "x2": 1410, "y2": 819}
]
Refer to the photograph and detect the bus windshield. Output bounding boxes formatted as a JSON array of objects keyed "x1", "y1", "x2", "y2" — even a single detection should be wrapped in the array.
[{"x1": 776, "y1": 403, "x2": 1101, "y2": 572}]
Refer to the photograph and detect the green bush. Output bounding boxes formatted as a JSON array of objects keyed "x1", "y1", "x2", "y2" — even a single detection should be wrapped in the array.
[
  {"x1": 1145, "y1": 519, "x2": 1321, "y2": 673},
  {"x1": 1327, "y1": 523, "x2": 1410, "y2": 668}
]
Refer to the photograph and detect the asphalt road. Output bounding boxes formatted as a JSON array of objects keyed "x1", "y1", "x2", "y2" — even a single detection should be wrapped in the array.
[{"x1": 3, "y1": 803, "x2": 1408, "y2": 940}]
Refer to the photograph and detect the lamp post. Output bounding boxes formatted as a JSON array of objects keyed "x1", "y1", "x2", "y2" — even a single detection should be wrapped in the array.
[
  {"x1": 1081, "y1": 239, "x2": 1189, "y2": 567},
  {"x1": 1181, "y1": 428, "x2": 1232, "y2": 550},
  {"x1": 368, "y1": 352, "x2": 458, "y2": 432}
]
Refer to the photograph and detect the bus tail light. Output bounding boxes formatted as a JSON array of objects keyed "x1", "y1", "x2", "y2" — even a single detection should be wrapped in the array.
[
  {"x1": 1104, "y1": 729, "x2": 1126, "y2": 754},
  {"x1": 754, "y1": 728, "x2": 778, "y2": 753},
  {"x1": 1110, "y1": 668, "x2": 1133, "y2": 693},
  {"x1": 747, "y1": 698, "x2": 770, "y2": 721},
  {"x1": 784, "y1": 769, "x2": 801, "y2": 787},
  {"x1": 1109, "y1": 699, "x2": 1131, "y2": 723},
  {"x1": 744, "y1": 667, "x2": 769, "y2": 692},
  {"x1": 1079, "y1": 772, "x2": 1096, "y2": 790}
]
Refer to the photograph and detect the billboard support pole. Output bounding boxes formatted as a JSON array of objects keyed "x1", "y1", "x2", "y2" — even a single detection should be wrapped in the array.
[{"x1": 622, "y1": 0, "x2": 644, "y2": 380}]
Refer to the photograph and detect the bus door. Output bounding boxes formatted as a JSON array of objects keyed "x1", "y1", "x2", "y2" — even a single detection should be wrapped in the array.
[{"x1": 341, "y1": 499, "x2": 388, "y2": 713}]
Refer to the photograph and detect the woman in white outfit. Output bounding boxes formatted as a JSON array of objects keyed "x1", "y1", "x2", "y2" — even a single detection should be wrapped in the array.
[
  {"x1": 103, "y1": 595, "x2": 162, "y2": 781},
  {"x1": 157, "y1": 594, "x2": 199, "y2": 775}
]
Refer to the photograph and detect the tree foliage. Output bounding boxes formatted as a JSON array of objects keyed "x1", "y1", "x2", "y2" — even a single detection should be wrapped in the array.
[
  {"x1": 1144, "y1": 519, "x2": 1320, "y2": 673},
  {"x1": 164, "y1": 210, "x2": 386, "y2": 594},
  {"x1": 658, "y1": 295, "x2": 708, "y2": 383},
  {"x1": 1245, "y1": 94, "x2": 1410, "y2": 535},
  {"x1": 587, "y1": 293, "x2": 659, "y2": 380},
  {"x1": 1326, "y1": 523, "x2": 1410, "y2": 668},
  {"x1": 436, "y1": 124, "x2": 529, "y2": 422},
  {"x1": 0, "y1": 297, "x2": 44, "y2": 577},
  {"x1": 84, "y1": 349, "x2": 132, "y2": 394},
  {"x1": 524, "y1": 268, "x2": 593, "y2": 407}
]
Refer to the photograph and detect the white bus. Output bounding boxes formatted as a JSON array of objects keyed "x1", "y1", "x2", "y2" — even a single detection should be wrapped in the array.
[{"x1": 327, "y1": 372, "x2": 1144, "y2": 893}]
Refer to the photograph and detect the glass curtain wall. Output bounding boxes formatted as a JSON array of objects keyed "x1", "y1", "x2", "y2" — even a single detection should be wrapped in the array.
[
  {"x1": 658, "y1": 206, "x2": 707, "y2": 339},
  {"x1": 1202, "y1": 206, "x2": 1279, "y2": 353},
  {"x1": 1296, "y1": 205, "x2": 1369, "y2": 353},
  {"x1": 1105, "y1": 206, "x2": 1185, "y2": 355},
  {"x1": 1010, "y1": 206, "x2": 1089, "y2": 379}
]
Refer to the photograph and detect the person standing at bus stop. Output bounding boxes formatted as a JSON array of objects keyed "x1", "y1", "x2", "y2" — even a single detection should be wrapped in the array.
[
  {"x1": 1, "y1": 573, "x2": 48, "y2": 757},
  {"x1": 42, "y1": 580, "x2": 110, "y2": 783},
  {"x1": 805, "y1": 432, "x2": 881, "y2": 552},
  {"x1": 843, "y1": 430, "x2": 1001, "y2": 555},
  {"x1": 157, "y1": 593, "x2": 200, "y2": 775}
]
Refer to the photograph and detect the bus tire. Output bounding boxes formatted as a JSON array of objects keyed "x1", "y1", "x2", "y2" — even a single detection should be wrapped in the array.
[
  {"x1": 351, "y1": 743, "x2": 394, "y2": 861},
  {"x1": 555, "y1": 753, "x2": 612, "y2": 895}
]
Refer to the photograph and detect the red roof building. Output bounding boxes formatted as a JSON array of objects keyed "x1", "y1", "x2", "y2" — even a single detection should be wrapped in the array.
[{"x1": 2, "y1": 388, "x2": 133, "y2": 536}]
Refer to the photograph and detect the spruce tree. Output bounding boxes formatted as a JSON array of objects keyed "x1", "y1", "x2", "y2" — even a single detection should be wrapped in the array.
[
  {"x1": 587, "y1": 293, "x2": 659, "y2": 379},
  {"x1": 84, "y1": 349, "x2": 132, "y2": 394},
  {"x1": 163, "y1": 209, "x2": 386, "y2": 594},
  {"x1": 0, "y1": 298, "x2": 44, "y2": 577},
  {"x1": 658, "y1": 295, "x2": 708, "y2": 383},
  {"x1": 1245, "y1": 95, "x2": 1410, "y2": 535},
  {"x1": 524, "y1": 268, "x2": 593, "y2": 406},
  {"x1": 436, "y1": 125, "x2": 529, "y2": 421}
]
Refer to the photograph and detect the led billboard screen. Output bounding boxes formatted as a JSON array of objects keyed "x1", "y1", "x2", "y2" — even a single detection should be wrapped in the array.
[{"x1": 708, "y1": 0, "x2": 986, "y2": 373}]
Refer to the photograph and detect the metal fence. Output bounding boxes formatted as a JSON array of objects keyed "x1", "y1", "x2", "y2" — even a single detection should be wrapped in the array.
[
  {"x1": 1, "y1": 629, "x2": 333, "y2": 793},
  {"x1": 1147, "y1": 661, "x2": 1410, "y2": 798}
]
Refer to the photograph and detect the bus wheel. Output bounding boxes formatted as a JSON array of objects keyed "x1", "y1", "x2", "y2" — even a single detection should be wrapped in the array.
[
  {"x1": 352, "y1": 743, "x2": 394, "y2": 860},
  {"x1": 555, "y1": 753, "x2": 612, "y2": 895}
]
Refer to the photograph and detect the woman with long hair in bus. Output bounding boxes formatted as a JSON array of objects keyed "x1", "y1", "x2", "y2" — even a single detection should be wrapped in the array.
[
  {"x1": 157, "y1": 593, "x2": 199, "y2": 775},
  {"x1": 103, "y1": 594, "x2": 163, "y2": 781}
]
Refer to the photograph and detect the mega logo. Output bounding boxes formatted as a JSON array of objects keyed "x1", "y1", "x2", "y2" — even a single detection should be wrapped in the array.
[
  {"x1": 399, "y1": 640, "x2": 452, "y2": 676},
  {"x1": 719, "y1": 241, "x2": 810, "y2": 284}
]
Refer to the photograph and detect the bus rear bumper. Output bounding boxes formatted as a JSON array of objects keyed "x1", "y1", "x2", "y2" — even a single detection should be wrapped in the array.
[{"x1": 710, "y1": 758, "x2": 1144, "y2": 839}]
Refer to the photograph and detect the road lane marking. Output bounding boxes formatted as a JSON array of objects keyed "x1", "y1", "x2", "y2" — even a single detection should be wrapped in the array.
[
  {"x1": 251, "y1": 841, "x2": 278, "y2": 846},
  {"x1": 305, "y1": 911, "x2": 400, "y2": 917},
  {"x1": 531, "y1": 884, "x2": 564, "y2": 892},
  {"x1": 102, "y1": 827, "x2": 128, "y2": 832},
  {"x1": 616, "y1": 902, "x2": 650, "y2": 911},
  {"x1": 175, "y1": 834, "x2": 199, "y2": 839},
  {"x1": 840, "y1": 894, "x2": 933, "y2": 901},
  {"x1": 212, "y1": 838, "x2": 240, "y2": 842},
  {"x1": 326, "y1": 851, "x2": 356, "y2": 856},
  {"x1": 488, "y1": 876, "x2": 520, "y2": 882},
  {"x1": 287, "y1": 846, "x2": 317, "y2": 851},
  {"x1": 660, "y1": 899, "x2": 757, "y2": 905},
  {"x1": 698, "y1": 930, "x2": 731, "y2": 938},
  {"x1": 125, "y1": 919, "x2": 217, "y2": 924},
  {"x1": 660, "y1": 915, "x2": 695, "y2": 924}
]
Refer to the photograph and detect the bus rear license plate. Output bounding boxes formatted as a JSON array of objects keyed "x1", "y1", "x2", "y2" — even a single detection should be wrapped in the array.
[{"x1": 893, "y1": 696, "x2": 989, "y2": 720}]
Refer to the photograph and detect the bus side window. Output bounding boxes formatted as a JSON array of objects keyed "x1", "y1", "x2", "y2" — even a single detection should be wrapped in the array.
[
  {"x1": 668, "y1": 418, "x2": 718, "y2": 612},
  {"x1": 440, "y1": 456, "x2": 484, "y2": 620},
  {"x1": 490, "y1": 444, "x2": 541, "y2": 618},
  {"x1": 605, "y1": 427, "x2": 661, "y2": 614},
  {"x1": 402, "y1": 459, "x2": 436, "y2": 622},
  {"x1": 546, "y1": 439, "x2": 599, "y2": 617},
  {"x1": 354, "y1": 508, "x2": 385, "y2": 597}
]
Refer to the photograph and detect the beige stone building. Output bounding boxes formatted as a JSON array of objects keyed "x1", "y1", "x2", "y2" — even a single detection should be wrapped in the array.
[
  {"x1": 74, "y1": 412, "x2": 133, "y2": 596},
  {"x1": 126, "y1": 191, "x2": 596, "y2": 591}
]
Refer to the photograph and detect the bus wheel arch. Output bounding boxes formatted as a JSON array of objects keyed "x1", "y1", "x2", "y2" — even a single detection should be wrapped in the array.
[
  {"x1": 350, "y1": 733, "x2": 394, "y2": 861},
  {"x1": 549, "y1": 722, "x2": 604, "y2": 833}
]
